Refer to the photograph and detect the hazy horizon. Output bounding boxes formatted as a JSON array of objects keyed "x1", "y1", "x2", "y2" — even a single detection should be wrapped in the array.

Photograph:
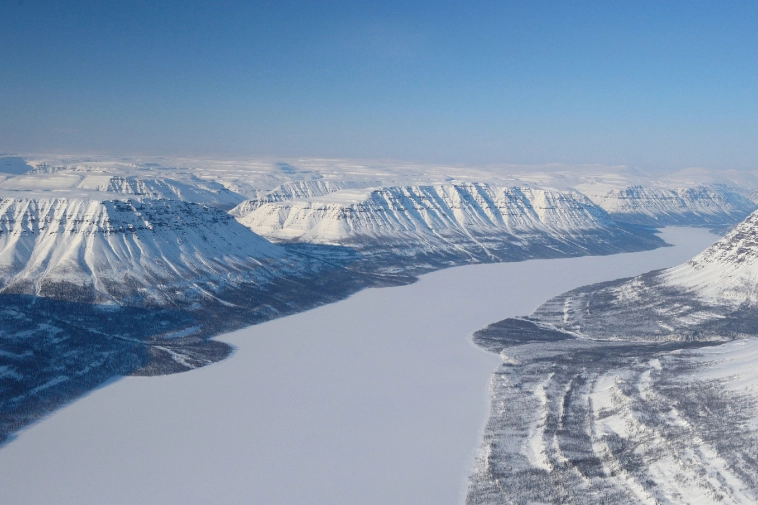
[{"x1": 2, "y1": 1, "x2": 757, "y2": 170}]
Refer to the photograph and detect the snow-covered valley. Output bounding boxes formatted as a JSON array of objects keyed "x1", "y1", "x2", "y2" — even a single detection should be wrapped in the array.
[
  {"x1": 0, "y1": 227, "x2": 715, "y2": 505},
  {"x1": 3, "y1": 155, "x2": 758, "y2": 504},
  {"x1": 0, "y1": 156, "x2": 687, "y2": 444}
]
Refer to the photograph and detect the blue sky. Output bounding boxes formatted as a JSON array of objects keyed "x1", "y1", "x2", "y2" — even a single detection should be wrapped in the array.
[{"x1": 1, "y1": 1, "x2": 757, "y2": 169}]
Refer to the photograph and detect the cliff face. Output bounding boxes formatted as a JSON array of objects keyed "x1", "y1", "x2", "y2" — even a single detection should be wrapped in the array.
[
  {"x1": 0, "y1": 198, "x2": 289, "y2": 306},
  {"x1": 232, "y1": 183, "x2": 664, "y2": 267},
  {"x1": 586, "y1": 184, "x2": 756, "y2": 226}
]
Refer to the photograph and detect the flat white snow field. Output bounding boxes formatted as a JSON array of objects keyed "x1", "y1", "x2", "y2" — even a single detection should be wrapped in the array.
[{"x1": 0, "y1": 227, "x2": 716, "y2": 505}]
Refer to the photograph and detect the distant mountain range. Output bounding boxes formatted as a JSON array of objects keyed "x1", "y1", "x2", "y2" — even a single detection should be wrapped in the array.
[
  {"x1": 232, "y1": 183, "x2": 664, "y2": 270},
  {"x1": 583, "y1": 184, "x2": 756, "y2": 227}
]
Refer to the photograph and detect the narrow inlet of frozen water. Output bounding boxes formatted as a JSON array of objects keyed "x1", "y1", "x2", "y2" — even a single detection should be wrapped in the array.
[{"x1": 0, "y1": 227, "x2": 717, "y2": 505}]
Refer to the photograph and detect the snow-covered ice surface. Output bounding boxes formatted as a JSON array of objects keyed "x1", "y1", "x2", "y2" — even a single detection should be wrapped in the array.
[{"x1": 0, "y1": 227, "x2": 714, "y2": 505}]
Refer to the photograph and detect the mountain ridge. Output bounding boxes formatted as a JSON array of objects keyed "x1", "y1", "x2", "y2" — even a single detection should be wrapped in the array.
[
  {"x1": 0, "y1": 197, "x2": 290, "y2": 306},
  {"x1": 232, "y1": 183, "x2": 666, "y2": 270}
]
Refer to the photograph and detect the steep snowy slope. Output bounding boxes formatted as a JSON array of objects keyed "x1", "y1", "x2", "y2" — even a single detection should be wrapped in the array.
[
  {"x1": 663, "y1": 210, "x2": 758, "y2": 306},
  {"x1": 0, "y1": 198, "x2": 289, "y2": 306},
  {"x1": 254, "y1": 179, "x2": 383, "y2": 202},
  {"x1": 584, "y1": 184, "x2": 756, "y2": 226},
  {"x1": 232, "y1": 180, "x2": 383, "y2": 216},
  {"x1": 232, "y1": 183, "x2": 664, "y2": 266}
]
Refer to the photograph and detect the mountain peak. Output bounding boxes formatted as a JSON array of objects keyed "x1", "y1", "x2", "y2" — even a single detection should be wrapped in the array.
[{"x1": 664, "y1": 210, "x2": 758, "y2": 305}]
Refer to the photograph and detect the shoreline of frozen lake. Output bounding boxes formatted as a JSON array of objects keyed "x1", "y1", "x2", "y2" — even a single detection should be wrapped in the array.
[{"x1": 0, "y1": 227, "x2": 717, "y2": 505}]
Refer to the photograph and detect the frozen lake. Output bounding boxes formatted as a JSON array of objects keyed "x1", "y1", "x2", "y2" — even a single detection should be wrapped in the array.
[{"x1": 0, "y1": 228, "x2": 716, "y2": 505}]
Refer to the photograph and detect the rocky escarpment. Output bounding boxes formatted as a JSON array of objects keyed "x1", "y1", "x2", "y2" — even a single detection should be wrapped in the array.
[
  {"x1": 232, "y1": 183, "x2": 666, "y2": 271},
  {"x1": 98, "y1": 176, "x2": 244, "y2": 210},
  {"x1": 0, "y1": 197, "x2": 293, "y2": 306},
  {"x1": 240, "y1": 179, "x2": 384, "y2": 206},
  {"x1": 586, "y1": 184, "x2": 756, "y2": 227}
]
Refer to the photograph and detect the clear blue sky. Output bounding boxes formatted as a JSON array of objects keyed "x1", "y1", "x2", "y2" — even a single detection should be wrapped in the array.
[{"x1": 1, "y1": 1, "x2": 757, "y2": 169}]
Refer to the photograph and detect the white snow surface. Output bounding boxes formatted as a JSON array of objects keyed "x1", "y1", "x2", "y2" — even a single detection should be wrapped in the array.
[
  {"x1": 686, "y1": 338, "x2": 758, "y2": 398},
  {"x1": 0, "y1": 197, "x2": 286, "y2": 304},
  {"x1": 232, "y1": 183, "x2": 617, "y2": 244},
  {"x1": 0, "y1": 227, "x2": 716, "y2": 505},
  {"x1": 664, "y1": 209, "x2": 758, "y2": 306}
]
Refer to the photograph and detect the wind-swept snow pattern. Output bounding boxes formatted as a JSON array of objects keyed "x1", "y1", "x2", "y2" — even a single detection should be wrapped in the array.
[{"x1": 468, "y1": 210, "x2": 758, "y2": 504}]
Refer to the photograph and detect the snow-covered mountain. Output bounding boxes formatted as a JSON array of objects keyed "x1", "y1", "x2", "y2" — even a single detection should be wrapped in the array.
[
  {"x1": 246, "y1": 180, "x2": 384, "y2": 204},
  {"x1": 15, "y1": 154, "x2": 758, "y2": 228},
  {"x1": 467, "y1": 213, "x2": 758, "y2": 505},
  {"x1": 583, "y1": 184, "x2": 756, "y2": 226},
  {"x1": 663, "y1": 210, "x2": 758, "y2": 306},
  {"x1": 474, "y1": 209, "x2": 758, "y2": 353},
  {"x1": 0, "y1": 170, "x2": 245, "y2": 210},
  {"x1": 550, "y1": 207, "x2": 758, "y2": 341},
  {"x1": 97, "y1": 176, "x2": 245, "y2": 210},
  {"x1": 232, "y1": 183, "x2": 664, "y2": 266},
  {"x1": 0, "y1": 198, "x2": 290, "y2": 306}
]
